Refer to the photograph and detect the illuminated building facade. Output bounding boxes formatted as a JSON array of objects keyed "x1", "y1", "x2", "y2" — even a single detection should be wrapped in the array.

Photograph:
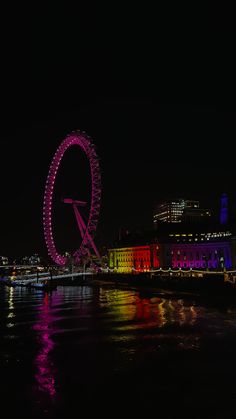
[
  {"x1": 162, "y1": 223, "x2": 236, "y2": 269},
  {"x1": 108, "y1": 244, "x2": 160, "y2": 273},
  {"x1": 108, "y1": 228, "x2": 236, "y2": 272},
  {"x1": 166, "y1": 242, "x2": 232, "y2": 269}
]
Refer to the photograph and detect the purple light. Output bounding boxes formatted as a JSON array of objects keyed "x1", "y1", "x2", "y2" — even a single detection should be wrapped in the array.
[
  {"x1": 170, "y1": 242, "x2": 232, "y2": 269},
  {"x1": 220, "y1": 193, "x2": 228, "y2": 225}
]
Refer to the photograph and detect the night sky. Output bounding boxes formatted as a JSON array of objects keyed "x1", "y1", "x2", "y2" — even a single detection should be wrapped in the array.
[{"x1": 1, "y1": 5, "x2": 235, "y2": 260}]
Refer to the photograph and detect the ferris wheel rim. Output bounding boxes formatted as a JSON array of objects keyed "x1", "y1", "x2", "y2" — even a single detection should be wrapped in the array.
[{"x1": 43, "y1": 131, "x2": 101, "y2": 266}]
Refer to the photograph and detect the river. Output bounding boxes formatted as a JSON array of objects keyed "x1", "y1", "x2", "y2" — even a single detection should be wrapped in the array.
[{"x1": 1, "y1": 282, "x2": 236, "y2": 418}]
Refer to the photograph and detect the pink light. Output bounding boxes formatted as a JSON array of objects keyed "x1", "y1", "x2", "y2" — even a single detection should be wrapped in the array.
[
  {"x1": 43, "y1": 131, "x2": 101, "y2": 265},
  {"x1": 33, "y1": 293, "x2": 56, "y2": 398}
]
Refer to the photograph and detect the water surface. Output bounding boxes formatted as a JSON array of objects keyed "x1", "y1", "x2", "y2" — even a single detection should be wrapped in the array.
[{"x1": 1, "y1": 284, "x2": 236, "y2": 418}]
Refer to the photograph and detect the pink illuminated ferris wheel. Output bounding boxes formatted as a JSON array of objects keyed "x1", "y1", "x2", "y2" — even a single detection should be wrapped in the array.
[{"x1": 43, "y1": 131, "x2": 101, "y2": 266}]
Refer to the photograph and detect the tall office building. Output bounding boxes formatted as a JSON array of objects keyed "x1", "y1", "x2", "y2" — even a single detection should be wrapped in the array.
[{"x1": 153, "y1": 199, "x2": 211, "y2": 228}]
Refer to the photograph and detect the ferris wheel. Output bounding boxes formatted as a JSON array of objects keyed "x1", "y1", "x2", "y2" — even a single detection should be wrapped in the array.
[{"x1": 43, "y1": 131, "x2": 101, "y2": 266}]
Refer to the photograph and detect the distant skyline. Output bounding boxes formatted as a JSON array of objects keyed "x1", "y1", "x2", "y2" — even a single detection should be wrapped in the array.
[{"x1": 1, "y1": 103, "x2": 235, "y2": 259}]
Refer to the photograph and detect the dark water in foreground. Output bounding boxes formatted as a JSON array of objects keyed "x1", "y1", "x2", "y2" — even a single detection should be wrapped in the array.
[{"x1": 1, "y1": 283, "x2": 236, "y2": 418}]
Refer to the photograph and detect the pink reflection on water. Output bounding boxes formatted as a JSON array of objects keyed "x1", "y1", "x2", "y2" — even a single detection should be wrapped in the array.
[{"x1": 33, "y1": 293, "x2": 56, "y2": 398}]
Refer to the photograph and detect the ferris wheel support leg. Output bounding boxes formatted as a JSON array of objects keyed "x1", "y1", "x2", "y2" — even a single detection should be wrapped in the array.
[
  {"x1": 73, "y1": 204, "x2": 92, "y2": 259},
  {"x1": 73, "y1": 205, "x2": 101, "y2": 260},
  {"x1": 73, "y1": 204, "x2": 86, "y2": 239}
]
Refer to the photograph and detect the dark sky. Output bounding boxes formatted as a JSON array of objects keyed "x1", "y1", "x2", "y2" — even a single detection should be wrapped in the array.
[{"x1": 0, "y1": 4, "x2": 235, "y2": 260}]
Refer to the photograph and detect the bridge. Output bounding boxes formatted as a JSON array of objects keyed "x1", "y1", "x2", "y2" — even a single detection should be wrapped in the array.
[
  {"x1": 20, "y1": 271, "x2": 91, "y2": 283},
  {"x1": 1, "y1": 271, "x2": 93, "y2": 288}
]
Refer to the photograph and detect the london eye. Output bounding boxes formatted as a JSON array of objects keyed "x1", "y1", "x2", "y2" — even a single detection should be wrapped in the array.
[{"x1": 43, "y1": 131, "x2": 101, "y2": 266}]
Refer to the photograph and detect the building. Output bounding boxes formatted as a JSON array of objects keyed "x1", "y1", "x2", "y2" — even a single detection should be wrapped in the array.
[
  {"x1": 153, "y1": 199, "x2": 211, "y2": 227},
  {"x1": 0, "y1": 256, "x2": 9, "y2": 266},
  {"x1": 108, "y1": 217, "x2": 236, "y2": 273},
  {"x1": 21, "y1": 254, "x2": 41, "y2": 265},
  {"x1": 161, "y1": 226, "x2": 234, "y2": 269},
  {"x1": 109, "y1": 195, "x2": 236, "y2": 273},
  {"x1": 108, "y1": 230, "x2": 236, "y2": 273},
  {"x1": 108, "y1": 244, "x2": 160, "y2": 273},
  {"x1": 220, "y1": 193, "x2": 228, "y2": 225}
]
